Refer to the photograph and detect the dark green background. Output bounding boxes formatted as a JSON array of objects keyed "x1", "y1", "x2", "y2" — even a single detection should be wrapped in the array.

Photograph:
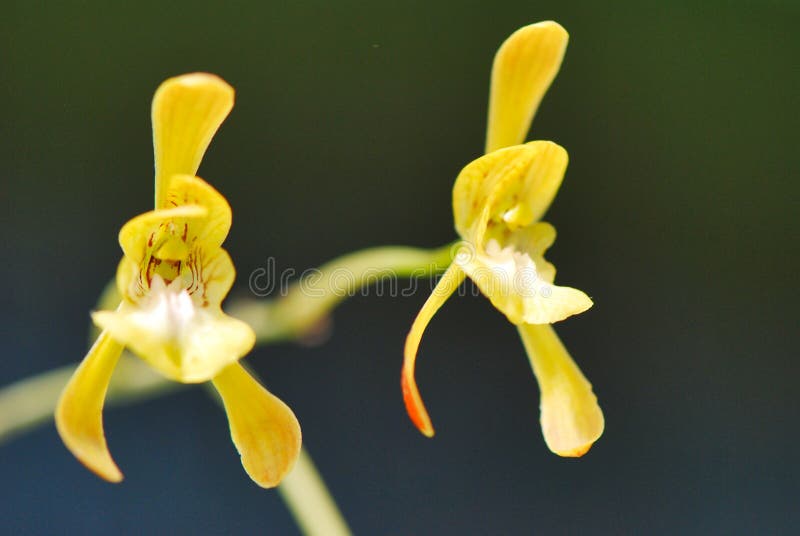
[{"x1": 2, "y1": 1, "x2": 798, "y2": 534}]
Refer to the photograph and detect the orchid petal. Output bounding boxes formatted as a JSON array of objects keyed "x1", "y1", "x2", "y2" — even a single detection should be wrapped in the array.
[
  {"x1": 55, "y1": 330, "x2": 124, "y2": 482},
  {"x1": 485, "y1": 21, "x2": 568, "y2": 153},
  {"x1": 152, "y1": 73, "x2": 234, "y2": 208},
  {"x1": 402, "y1": 263, "x2": 466, "y2": 437},
  {"x1": 453, "y1": 142, "x2": 568, "y2": 241},
  {"x1": 164, "y1": 174, "x2": 232, "y2": 251},
  {"x1": 518, "y1": 323, "x2": 603, "y2": 457},
  {"x1": 212, "y1": 363, "x2": 301, "y2": 488}
]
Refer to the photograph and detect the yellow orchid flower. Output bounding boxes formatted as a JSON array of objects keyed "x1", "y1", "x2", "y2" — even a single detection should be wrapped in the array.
[
  {"x1": 402, "y1": 21, "x2": 604, "y2": 457},
  {"x1": 55, "y1": 73, "x2": 301, "y2": 487}
]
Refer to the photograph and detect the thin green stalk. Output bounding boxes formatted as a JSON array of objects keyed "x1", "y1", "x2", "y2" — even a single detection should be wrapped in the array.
[
  {"x1": 0, "y1": 356, "x2": 178, "y2": 445},
  {"x1": 278, "y1": 448, "x2": 352, "y2": 536},
  {"x1": 231, "y1": 243, "x2": 454, "y2": 343}
]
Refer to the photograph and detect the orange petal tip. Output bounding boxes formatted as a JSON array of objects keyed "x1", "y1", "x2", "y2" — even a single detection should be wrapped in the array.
[{"x1": 401, "y1": 371, "x2": 435, "y2": 438}]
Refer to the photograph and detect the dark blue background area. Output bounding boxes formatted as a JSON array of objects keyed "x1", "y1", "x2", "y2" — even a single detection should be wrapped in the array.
[{"x1": 2, "y1": 1, "x2": 798, "y2": 534}]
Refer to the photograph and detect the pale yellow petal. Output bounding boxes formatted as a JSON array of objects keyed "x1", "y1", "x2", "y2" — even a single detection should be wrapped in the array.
[
  {"x1": 402, "y1": 263, "x2": 466, "y2": 437},
  {"x1": 152, "y1": 73, "x2": 234, "y2": 208},
  {"x1": 93, "y1": 279, "x2": 254, "y2": 383},
  {"x1": 453, "y1": 141, "x2": 568, "y2": 241},
  {"x1": 485, "y1": 21, "x2": 568, "y2": 153},
  {"x1": 518, "y1": 323, "x2": 603, "y2": 457},
  {"x1": 55, "y1": 330, "x2": 124, "y2": 482},
  {"x1": 212, "y1": 363, "x2": 301, "y2": 488}
]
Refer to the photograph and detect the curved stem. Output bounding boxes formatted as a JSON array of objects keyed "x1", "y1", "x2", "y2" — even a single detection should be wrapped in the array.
[
  {"x1": 0, "y1": 355, "x2": 179, "y2": 445},
  {"x1": 0, "y1": 364, "x2": 75, "y2": 444},
  {"x1": 278, "y1": 447, "x2": 352, "y2": 536},
  {"x1": 231, "y1": 243, "x2": 454, "y2": 343}
]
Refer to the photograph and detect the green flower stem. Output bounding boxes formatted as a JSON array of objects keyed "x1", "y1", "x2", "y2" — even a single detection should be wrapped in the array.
[
  {"x1": 231, "y1": 243, "x2": 455, "y2": 343},
  {"x1": 0, "y1": 355, "x2": 179, "y2": 445},
  {"x1": 278, "y1": 447, "x2": 352, "y2": 536},
  {"x1": 0, "y1": 242, "x2": 454, "y2": 536},
  {"x1": 0, "y1": 364, "x2": 75, "y2": 444}
]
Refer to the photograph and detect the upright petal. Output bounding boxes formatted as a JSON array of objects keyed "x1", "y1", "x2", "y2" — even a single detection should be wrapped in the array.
[
  {"x1": 152, "y1": 73, "x2": 234, "y2": 208},
  {"x1": 402, "y1": 264, "x2": 466, "y2": 437},
  {"x1": 212, "y1": 363, "x2": 302, "y2": 488},
  {"x1": 485, "y1": 21, "x2": 568, "y2": 153},
  {"x1": 518, "y1": 323, "x2": 603, "y2": 457},
  {"x1": 55, "y1": 330, "x2": 124, "y2": 482}
]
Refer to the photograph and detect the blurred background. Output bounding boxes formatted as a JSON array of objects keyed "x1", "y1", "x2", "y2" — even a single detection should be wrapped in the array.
[{"x1": 2, "y1": 0, "x2": 798, "y2": 534}]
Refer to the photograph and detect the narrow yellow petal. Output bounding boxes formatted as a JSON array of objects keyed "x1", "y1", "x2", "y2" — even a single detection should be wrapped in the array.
[
  {"x1": 55, "y1": 330, "x2": 124, "y2": 482},
  {"x1": 212, "y1": 363, "x2": 302, "y2": 488},
  {"x1": 518, "y1": 323, "x2": 603, "y2": 457},
  {"x1": 485, "y1": 21, "x2": 568, "y2": 153},
  {"x1": 152, "y1": 73, "x2": 234, "y2": 208},
  {"x1": 402, "y1": 263, "x2": 466, "y2": 437}
]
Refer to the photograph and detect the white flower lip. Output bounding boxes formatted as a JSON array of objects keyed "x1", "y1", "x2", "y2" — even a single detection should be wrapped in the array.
[{"x1": 132, "y1": 275, "x2": 199, "y2": 342}]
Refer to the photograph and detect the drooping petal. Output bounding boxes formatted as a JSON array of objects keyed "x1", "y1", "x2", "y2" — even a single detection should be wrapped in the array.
[
  {"x1": 55, "y1": 330, "x2": 124, "y2": 482},
  {"x1": 453, "y1": 141, "x2": 568, "y2": 241},
  {"x1": 485, "y1": 21, "x2": 568, "y2": 153},
  {"x1": 402, "y1": 263, "x2": 466, "y2": 437},
  {"x1": 93, "y1": 272, "x2": 254, "y2": 383},
  {"x1": 212, "y1": 363, "x2": 301, "y2": 488},
  {"x1": 152, "y1": 73, "x2": 234, "y2": 208},
  {"x1": 518, "y1": 323, "x2": 603, "y2": 457}
]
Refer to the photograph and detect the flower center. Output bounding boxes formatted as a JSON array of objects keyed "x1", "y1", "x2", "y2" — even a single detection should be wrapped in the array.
[
  {"x1": 134, "y1": 275, "x2": 198, "y2": 340},
  {"x1": 482, "y1": 238, "x2": 547, "y2": 298}
]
